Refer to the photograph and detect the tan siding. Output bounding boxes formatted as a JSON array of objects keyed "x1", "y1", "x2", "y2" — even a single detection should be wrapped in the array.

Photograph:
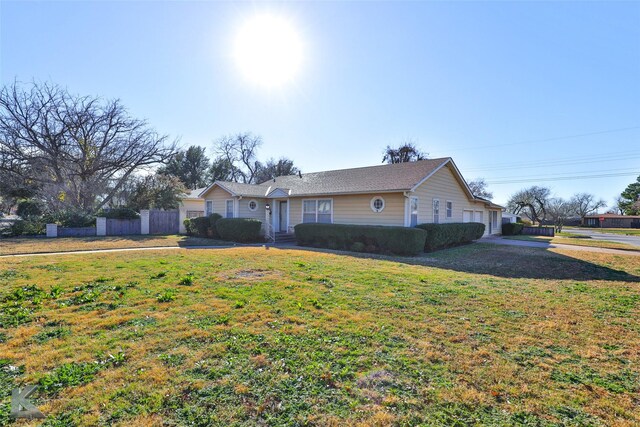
[
  {"x1": 412, "y1": 165, "x2": 502, "y2": 235},
  {"x1": 178, "y1": 199, "x2": 204, "y2": 233},
  {"x1": 237, "y1": 198, "x2": 266, "y2": 221},
  {"x1": 413, "y1": 165, "x2": 476, "y2": 224},
  {"x1": 288, "y1": 193, "x2": 405, "y2": 227},
  {"x1": 202, "y1": 186, "x2": 233, "y2": 217}
]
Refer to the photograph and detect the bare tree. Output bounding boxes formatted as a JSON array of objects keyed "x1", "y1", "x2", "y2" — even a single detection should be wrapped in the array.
[
  {"x1": 608, "y1": 196, "x2": 625, "y2": 215},
  {"x1": 0, "y1": 82, "x2": 176, "y2": 214},
  {"x1": 569, "y1": 193, "x2": 606, "y2": 220},
  {"x1": 467, "y1": 178, "x2": 493, "y2": 200},
  {"x1": 213, "y1": 133, "x2": 262, "y2": 183},
  {"x1": 382, "y1": 141, "x2": 427, "y2": 164},
  {"x1": 254, "y1": 157, "x2": 300, "y2": 183},
  {"x1": 547, "y1": 197, "x2": 577, "y2": 233},
  {"x1": 507, "y1": 186, "x2": 551, "y2": 225}
]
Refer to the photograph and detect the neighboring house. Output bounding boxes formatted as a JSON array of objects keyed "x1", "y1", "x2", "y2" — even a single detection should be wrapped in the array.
[
  {"x1": 502, "y1": 213, "x2": 519, "y2": 224},
  {"x1": 184, "y1": 158, "x2": 503, "y2": 239},
  {"x1": 178, "y1": 188, "x2": 205, "y2": 234},
  {"x1": 582, "y1": 214, "x2": 640, "y2": 228}
]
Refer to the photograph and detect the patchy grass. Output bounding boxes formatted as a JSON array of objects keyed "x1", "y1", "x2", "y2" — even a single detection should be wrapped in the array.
[
  {"x1": 0, "y1": 246, "x2": 638, "y2": 426},
  {"x1": 504, "y1": 234, "x2": 640, "y2": 252},
  {"x1": 566, "y1": 227, "x2": 640, "y2": 236},
  {"x1": 0, "y1": 235, "x2": 228, "y2": 256}
]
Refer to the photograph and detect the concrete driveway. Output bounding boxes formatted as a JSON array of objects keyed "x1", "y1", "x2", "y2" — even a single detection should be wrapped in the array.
[{"x1": 563, "y1": 228, "x2": 640, "y2": 247}]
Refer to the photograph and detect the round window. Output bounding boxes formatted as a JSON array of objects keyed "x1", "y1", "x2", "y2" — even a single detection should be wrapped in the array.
[
  {"x1": 248, "y1": 200, "x2": 258, "y2": 211},
  {"x1": 370, "y1": 197, "x2": 385, "y2": 213}
]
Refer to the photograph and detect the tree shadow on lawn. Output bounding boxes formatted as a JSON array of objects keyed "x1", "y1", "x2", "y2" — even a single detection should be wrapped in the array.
[{"x1": 290, "y1": 243, "x2": 640, "y2": 282}]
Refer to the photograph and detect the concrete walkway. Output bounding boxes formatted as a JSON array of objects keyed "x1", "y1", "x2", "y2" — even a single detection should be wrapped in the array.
[{"x1": 479, "y1": 236, "x2": 640, "y2": 256}]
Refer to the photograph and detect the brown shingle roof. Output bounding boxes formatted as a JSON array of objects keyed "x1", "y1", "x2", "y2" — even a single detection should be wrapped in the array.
[{"x1": 205, "y1": 158, "x2": 452, "y2": 198}]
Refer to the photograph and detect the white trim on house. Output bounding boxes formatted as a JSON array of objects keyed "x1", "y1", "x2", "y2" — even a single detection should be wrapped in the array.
[
  {"x1": 445, "y1": 200, "x2": 453, "y2": 221},
  {"x1": 266, "y1": 188, "x2": 290, "y2": 198},
  {"x1": 225, "y1": 199, "x2": 235, "y2": 218},
  {"x1": 409, "y1": 159, "x2": 451, "y2": 193},
  {"x1": 410, "y1": 196, "x2": 419, "y2": 227},
  {"x1": 301, "y1": 198, "x2": 334, "y2": 224},
  {"x1": 370, "y1": 196, "x2": 386, "y2": 213}
]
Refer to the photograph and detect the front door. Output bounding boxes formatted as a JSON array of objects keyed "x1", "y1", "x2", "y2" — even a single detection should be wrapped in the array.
[{"x1": 279, "y1": 201, "x2": 288, "y2": 232}]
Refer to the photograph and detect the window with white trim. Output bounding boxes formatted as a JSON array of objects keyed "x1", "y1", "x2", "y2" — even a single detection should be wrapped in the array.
[
  {"x1": 433, "y1": 199, "x2": 440, "y2": 224},
  {"x1": 410, "y1": 197, "x2": 418, "y2": 227},
  {"x1": 303, "y1": 199, "x2": 332, "y2": 223},
  {"x1": 491, "y1": 211, "x2": 498, "y2": 229},
  {"x1": 187, "y1": 210, "x2": 204, "y2": 219},
  {"x1": 370, "y1": 196, "x2": 385, "y2": 213},
  {"x1": 248, "y1": 200, "x2": 258, "y2": 211},
  {"x1": 225, "y1": 200, "x2": 234, "y2": 218},
  {"x1": 446, "y1": 201, "x2": 453, "y2": 219},
  {"x1": 205, "y1": 200, "x2": 213, "y2": 216}
]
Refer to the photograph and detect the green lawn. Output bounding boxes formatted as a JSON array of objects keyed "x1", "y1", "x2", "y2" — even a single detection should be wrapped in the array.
[
  {"x1": 0, "y1": 235, "x2": 228, "y2": 256},
  {"x1": 1, "y1": 245, "x2": 639, "y2": 426},
  {"x1": 503, "y1": 234, "x2": 640, "y2": 252}
]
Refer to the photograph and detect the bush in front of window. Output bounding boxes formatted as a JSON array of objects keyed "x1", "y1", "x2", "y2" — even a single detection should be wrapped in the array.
[
  {"x1": 216, "y1": 218, "x2": 262, "y2": 243},
  {"x1": 294, "y1": 223, "x2": 427, "y2": 256},
  {"x1": 190, "y1": 216, "x2": 211, "y2": 237},
  {"x1": 183, "y1": 218, "x2": 193, "y2": 235},
  {"x1": 501, "y1": 223, "x2": 524, "y2": 236},
  {"x1": 415, "y1": 222, "x2": 485, "y2": 252}
]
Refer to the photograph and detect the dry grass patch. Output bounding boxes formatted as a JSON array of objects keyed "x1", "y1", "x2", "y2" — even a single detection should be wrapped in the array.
[
  {"x1": 0, "y1": 235, "x2": 226, "y2": 256},
  {"x1": 0, "y1": 246, "x2": 638, "y2": 425}
]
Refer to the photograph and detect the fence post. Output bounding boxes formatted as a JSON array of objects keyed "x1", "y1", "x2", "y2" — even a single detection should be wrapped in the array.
[
  {"x1": 46, "y1": 224, "x2": 57, "y2": 238},
  {"x1": 96, "y1": 217, "x2": 107, "y2": 236},
  {"x1": 140, "y1": 210, "x2": 150, "y2": 235}
]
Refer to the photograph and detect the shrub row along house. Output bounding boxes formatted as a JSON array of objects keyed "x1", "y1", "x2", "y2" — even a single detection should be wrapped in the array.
[{"x1": 179, "y1": 157, "x2": 503, "y2": 240}]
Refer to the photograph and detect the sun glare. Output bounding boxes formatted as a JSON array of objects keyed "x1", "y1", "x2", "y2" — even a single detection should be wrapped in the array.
[{"x1": 233, "y1": 14, "x2": 304, "y2": 88}]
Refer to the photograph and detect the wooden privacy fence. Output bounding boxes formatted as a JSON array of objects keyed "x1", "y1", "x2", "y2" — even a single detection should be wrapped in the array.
[
  {"x1": 106, "y1": 219, "x2": 141, "y2": 236},
  {"x1": 522, "y1": 226, "x2": 555, "y2": 237},
  {"x1": 150, "y1": 209, "x2": 179, "y2": 235},
  {"x1": 46, "y1": 209, "x2": 179, "y2": 238},
  {"x1": 57, "y1": 227, "x2": 96, "y2": 237}
]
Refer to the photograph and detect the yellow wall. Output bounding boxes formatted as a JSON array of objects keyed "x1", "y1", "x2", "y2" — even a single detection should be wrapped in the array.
[
  {"x1": 412, "y1": 165, "x2": 501, "y2": 235},
  {"x1": 202, "y1": 186, "x2": 233, "y2": 217},
  {"x1": 178, "y1": 199, "x2": 204, "y2": 233},
  {"x1": 288, "y1": 193, "x2": 406, "y2": 228}
]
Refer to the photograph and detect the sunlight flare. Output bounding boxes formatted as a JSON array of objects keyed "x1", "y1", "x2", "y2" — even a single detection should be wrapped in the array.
[{"x1": 233, "y1": 14, "x2": 304, "y2": 88}]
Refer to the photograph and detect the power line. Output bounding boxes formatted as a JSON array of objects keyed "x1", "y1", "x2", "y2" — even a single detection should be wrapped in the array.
[
  {"x1": 431, "y1": 126, "x2": 640, "y2": 154},
  {"x1": 465, "y1": 151, "x2": 640, "y2": 173},
  {"x1": 487, "y1": 171, "x2": 638, "y2": 185},
  {"x1": 489, "y1": 167, "x2": 639, "y2": 180}
]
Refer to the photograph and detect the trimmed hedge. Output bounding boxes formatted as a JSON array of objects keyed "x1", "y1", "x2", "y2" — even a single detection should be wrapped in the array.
[
  {"x1": 190, "y1": 217, "x2": 210, "y2": 237},
  {"x1": 294, "y1": 223, "x2": 427, "y2": 256},
  {"x1": 415, "y1": 222, "x2": 485, "y2": 252},
  {"x1": 208, "y1": 213, "x2": 223, "y2": 238},
  {"x1": 216, "y1": 218, "x2": 262, "y2": 243},
  {"x1": 502, "y1": 223, "x2": 524, "y2": 236}
]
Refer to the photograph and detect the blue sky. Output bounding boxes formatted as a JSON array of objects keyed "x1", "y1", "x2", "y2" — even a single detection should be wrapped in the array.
[{"x1": 1, "y1": 1, "x2": 639, "y2": 207}]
